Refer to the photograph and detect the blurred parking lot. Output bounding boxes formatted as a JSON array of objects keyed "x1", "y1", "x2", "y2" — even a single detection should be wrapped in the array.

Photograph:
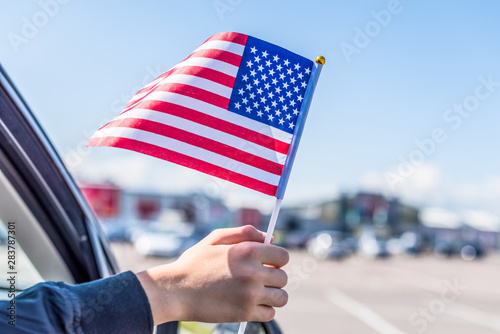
[{"x1": 111, "y1": 243, "x2": 500, "y2": 334}]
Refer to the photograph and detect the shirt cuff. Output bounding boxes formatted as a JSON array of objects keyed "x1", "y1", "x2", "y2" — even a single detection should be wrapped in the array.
[{"x1": 68, "y1": 271, "x2": 154, "y2": 334}]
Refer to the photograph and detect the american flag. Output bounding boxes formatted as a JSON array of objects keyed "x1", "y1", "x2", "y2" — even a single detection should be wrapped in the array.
[{"x1": 88, "y1": 32, "x2": 314, "y2": 196}]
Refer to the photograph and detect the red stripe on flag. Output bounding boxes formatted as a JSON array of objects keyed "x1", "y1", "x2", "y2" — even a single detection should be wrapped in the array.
[
  {"x1": 129, "y1": 100, "x2": 291, "y2": 155},
  {"x1": 169, "y1": 66, "x2": 236, "y2": 87},
  {"x1": 88, "y1": 136, "x2": 277, "y2": 196},
  {"x1": 125, "y1": 65, "x2": 236, "y2": 111},
  {"x1": 104, "y1": 118, "x2": 284, "y2": 175},
  {"x1": 186, "y1": 49, "x2": 242, "y2": 67},
  {"x1": 205, "y1": 32, "x2": 247, "y2": 45},
  {"x1": 151, "y1": 83, "x2": 230, "y2": 109}
]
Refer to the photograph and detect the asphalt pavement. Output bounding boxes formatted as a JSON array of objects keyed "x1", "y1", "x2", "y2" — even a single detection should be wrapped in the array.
[{"x1": 111, "y1": 243, "x2": 500, "y2": 334}]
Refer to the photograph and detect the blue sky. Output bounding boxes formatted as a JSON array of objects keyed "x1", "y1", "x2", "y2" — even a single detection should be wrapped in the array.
[{"x1": 1, "y1": 0, "x2": 500, "y2": 213}]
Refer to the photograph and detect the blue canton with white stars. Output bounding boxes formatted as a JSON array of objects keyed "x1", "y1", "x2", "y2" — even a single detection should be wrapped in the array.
[{"x1": 228, "y1": 36, "x2": 313, "y2": 135}]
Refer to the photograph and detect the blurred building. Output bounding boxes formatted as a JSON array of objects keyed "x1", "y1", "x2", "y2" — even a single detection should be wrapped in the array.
[
  {"x1": 275, "y1": 192, "x2": 420, "y2": 241},
  {"x1": 79, "y1": 182, "x2": 231, "y2": 240},
  {"x1": 420, "y1": 207, "x2": 500, "y2": 255},
  {"x1": 234, "y1": 208, "x2": 264, "y2": 230}
]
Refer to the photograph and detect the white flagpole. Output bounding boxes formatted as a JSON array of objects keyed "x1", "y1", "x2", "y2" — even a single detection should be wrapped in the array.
[
  {"x1": 237, "y1": 322, "x2": 248, "y2": 334},
  {"x1": 264, "y1": 197, "x2": 283, "y2": 244},
  {"x1": 237, "y1": 198, "x2": 283, "y2": 334},
  {"x1": 237, "y1": 56, "x2": 325, "y2": 334}
]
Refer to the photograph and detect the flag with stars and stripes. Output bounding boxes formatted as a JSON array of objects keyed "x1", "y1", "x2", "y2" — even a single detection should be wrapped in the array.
[{"x1": 88, "y1": 32, "x2": 319, "y2": 197}]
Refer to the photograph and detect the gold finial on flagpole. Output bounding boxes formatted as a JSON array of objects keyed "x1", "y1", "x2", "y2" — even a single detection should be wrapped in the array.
[{"x1": 315, "y1": 56, "x2": 326, "y2": 65}]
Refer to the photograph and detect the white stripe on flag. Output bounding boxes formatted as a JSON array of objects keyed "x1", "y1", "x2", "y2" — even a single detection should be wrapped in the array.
[
  {"x1": 193, "y1": 40, "x2": 245, "y2": 55},
  {"x1": 157, "y1": 73, "x2": 233, "y2": 98},
  {"x1": 174, "y1": 57, "x2": 239, "y2": 77},
  {"x1": 113, "y1": 109, "x2": 288, "y2": 165},
  {"x1": 92, "y1": 127, "x2": 281, "y2": 186}
]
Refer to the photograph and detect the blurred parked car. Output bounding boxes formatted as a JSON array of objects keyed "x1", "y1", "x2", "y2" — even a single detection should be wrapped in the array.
[
  {"x1": 459, "y1": 242, "x2": 483, "y2": 260},
  {"x1": 433, "y1": 239, "x2": 483, "y2": 260},
  {"x1": 284, "y1": 230, "x2": 312, "y2": 249},
  {"x1": 342, "y1": 236, "x2": 358, "y2": 255},
  {"x1": 387, "y1": 231, "x2": 423, "y2": 256},
  {"x1": 132, "y1": 209, "x2": 208, "y2": 258},
  {"x1": 433, "y1": 240, "x2": 459, "y2": 257},
  {"x1": 306, "y1": 231, "x2": 349, "y2": 260},
  {"x1": 358, "y1": 233, "x2": 389, "y2": 258},
  {"x1": 101, "y1": 220, "x2": 138, "y2": 242},
  {"x1": 133, "y1": 222, "x2": 205, "y2": 258},
  {"x1": 399, "y1": 231, "x2": 423, "y2": 255}
]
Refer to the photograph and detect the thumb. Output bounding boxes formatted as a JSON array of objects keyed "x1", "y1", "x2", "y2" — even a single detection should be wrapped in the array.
[{"x1": 206, "y1": 225, "x2": 266, "y2": 245}]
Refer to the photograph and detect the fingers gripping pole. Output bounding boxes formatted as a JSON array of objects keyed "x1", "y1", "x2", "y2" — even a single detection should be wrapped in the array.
[{"x1": 237, "y1": 198, "x2": 283, "y2": 334}]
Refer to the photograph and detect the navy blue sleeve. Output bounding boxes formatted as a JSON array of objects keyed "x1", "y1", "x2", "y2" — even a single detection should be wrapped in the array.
[{"x1": 0, "y1": 271, "x2": 154, "y2": 334}]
